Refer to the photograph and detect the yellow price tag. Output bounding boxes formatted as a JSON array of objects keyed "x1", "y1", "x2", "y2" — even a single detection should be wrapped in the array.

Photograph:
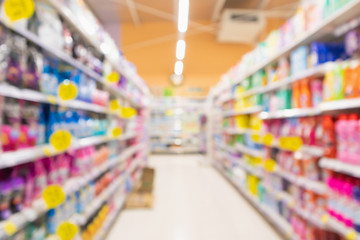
[
  {"x1": 47, "y1": 95, "x2": 57, "y2": 105},
  {"x1": 58, "y1": 81, "x2": 78, "y2": 101},
  {"x1": 321, "y1": 214, "x2": 329, "y2": 223},
  {"x1": 121, "y1": 107, "x2": 137, "y2": 119},
  {"x1": 251, "y1": 134, "x2": 261, "y2": 143},
  {"x1": 264, "y1": 159, "x2": 277, "y2": 172},
  {"x1": 42, "y1": 185, "x2": 66, "y2": 209},
  {"x1": 4, "y1": 0, "x2": 35, "y2": 21},
  {"x1": 110, "y1": 100, "x2": 121, "y2": 111},
  {"x1": 263, "y1": 133, "x2": 274, "y2": 146},
  {"x1": 112, "y1": 127, "x2": 122, "y2": 137},
  {"x1": 49, "y1": 130, "x2": 72, "y2": 152},
  {"x1": 57, "y1": 222, "x2": 79, "y2": 240},
  {"x1": 107, "y1": 72, "x2": 120, "y2": 84},
  {"x1": 279, "y1": 136, "x2": 303, "y2": 151},
  {"x1": 346, "y1": 230, "x2": 357, "y2": 240},
  {"x1": 165, "y1": 109, "x2": 174, "y2": 116},
  {"x1": 3, "y1": 221, "x2": 17, "y2": 236},
  {"x1": 43, "y1": 146, "x2": 53, "y2": 157}
]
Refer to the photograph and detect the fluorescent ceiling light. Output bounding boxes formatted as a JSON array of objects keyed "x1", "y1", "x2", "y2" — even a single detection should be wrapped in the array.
[
  {"x1": 174, "y1": 61, "x2": 183, "y2": 75},
  {"x1": 176, "y1": 40, "x2": 186, "y2": 60},
  {"x1": 178, "y1": 0, "x2": 189, "y2": 33}
]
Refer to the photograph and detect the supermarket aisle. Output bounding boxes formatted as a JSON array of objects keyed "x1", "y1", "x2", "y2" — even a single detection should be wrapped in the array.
[{"x1": 106, "y1": 155, "x2": 282, "y2": 240}]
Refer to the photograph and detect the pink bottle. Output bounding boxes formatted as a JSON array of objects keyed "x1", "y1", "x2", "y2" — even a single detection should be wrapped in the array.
[
  {"x1": 43, "y1": 158, "x2": 58, "y2": 185},
  {"x1": 56, "y1": 154, "x2": 70, "y2": 185},
  {"x1": 347, "y1": 114, "x2": 360, "y2": 164},
  {"x1": 34, "y1": 159, "x2": 47, "y2": 199},
  {"x1": 335, "y1": 114, "x2": 349, "y2": 162}
]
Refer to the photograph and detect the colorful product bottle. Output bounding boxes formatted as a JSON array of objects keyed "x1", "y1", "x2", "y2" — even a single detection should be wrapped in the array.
[
  {"x1": 335, "y1": 114, "x2": 348, "y2": 162},
  {"x1": 323, "y1": 115, "x2": 336, "y2": 158}
]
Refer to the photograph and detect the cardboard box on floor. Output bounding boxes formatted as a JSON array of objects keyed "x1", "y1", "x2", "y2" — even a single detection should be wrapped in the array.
[{"x1": 125, "y1": 167, "x2": 155, "y2": 209}]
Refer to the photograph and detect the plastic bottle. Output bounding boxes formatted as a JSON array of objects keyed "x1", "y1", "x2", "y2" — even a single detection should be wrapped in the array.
[
  {"x1": 33, "y1": 159, "x2": 47, "y2": 199},
  {"x1": 310, "y1": 79, "x2": 323, "y2": 106},
  {"x1": 10, "y1": 177, "x2": 25, "y2": 213},
  {"x1": 323, "y1": 115, "x2": 336, "y2": 158},
  {"x1": 300, "y1": 79, "x2": 312, "y2": 108},
  {"x1": 335, "y1": 114, "x2": 348, "y2": 162},
  {"x1": 292, "y1": 82, "x2": 301, "y2": 108},
  {"x1": 333, "y1": 64, "x2": 345, "y2": 100},
  {"x1": 347, "y1": 114, "x2": 359, "y2": 164},
  {"x1": 0, "y1": 181, "x2": 12, "y2": 220}
]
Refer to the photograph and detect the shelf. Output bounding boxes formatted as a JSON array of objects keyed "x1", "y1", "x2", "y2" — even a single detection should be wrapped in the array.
[
  {"x1": 235, "y1": 144, "x2": 264, "y2": 158},
  {"x1": 224, "y1": 64, "x2": 328, "y2": 103},
  {"x1": 223, "y1": 106, "x2": 262, "y2": 117},
  {"x1": 0, "y1": 84, "x2": 120, "y2": 115},
  {"x1": 274, "y1": 168, "x2": 327, "y2": 194},
  {"x1": 222, "y1": 127, "x2": 261, "y2": 135},
  {"x1": 0, "y1": 143, "x2": 144, "y2": 239},
  {"x1": 269, "y1": 139, "x2": 324, "y2": 157},
  {"x1": 93, "y1": 197, "x2": 126, "y2": 240},
  {"x1": 259, "y1": 108, "x2": 321, "y2": 120},
  {"x1": 320, "y1": 158, "x2": 360, "y2": 178},
  {"x1": 0, "y1": 132, "x2": 137, "y2": 169},
  {"x1": 0, "y1": 20, "x2": 142, "y2": 108},
  {"x1": 327, "y1": 218, "x2": 360, "y2": 240},
  {"x1": 215, "y1": 165, "x2": 293, "y2": 239},
  {"x1": 236, "y1": 160, "x2": 264, "y2": 178},
  {"x1": 230, "y1": 0, "x2": 360, "y2": 86},
  {"x1": 319, "y1": 97, "x2": 360, "y2": 112},
  {"x1": 46, "y1": 0, "x2": 147, "y2": 96},
  {"x1": 152, "y1": 146, "x2": 200, "y2": 154}
]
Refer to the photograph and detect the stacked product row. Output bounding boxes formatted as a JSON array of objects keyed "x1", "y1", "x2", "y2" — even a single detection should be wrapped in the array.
[
  {"x1": 0, "y1": 0, "x2": 149, "y2": 239},
  {"x1": 211, "y1": 0, "x2": 360, "y2": 239}
]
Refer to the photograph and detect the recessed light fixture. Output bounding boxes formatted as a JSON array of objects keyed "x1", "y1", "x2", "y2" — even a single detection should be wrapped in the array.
[
  {"x1": 176, "y1": 40, "x2": 186, "y2": 60},
  {"x1": 178, "y1": 0, "x2": 189, "y2": 33},
  {"x1": 174, "y1": 61, "x2": 183, "y2": 75}
]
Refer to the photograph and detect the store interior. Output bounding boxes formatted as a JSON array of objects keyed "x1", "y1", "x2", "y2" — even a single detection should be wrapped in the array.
[{"x1": 1, "y1": 0, "x2": 360, "y2": 239}]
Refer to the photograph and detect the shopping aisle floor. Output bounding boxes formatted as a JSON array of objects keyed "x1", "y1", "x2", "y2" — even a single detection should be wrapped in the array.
[{"x1": 106, "y1": 155, "x2": 282, "y2": 240}]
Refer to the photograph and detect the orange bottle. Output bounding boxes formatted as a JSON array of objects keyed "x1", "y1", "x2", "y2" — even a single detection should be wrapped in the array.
[
  {"x1": 344, "y1": 62, "x2": 360, "y2": 98},
  {"x1": 300, "y1": 79, "x2": 311, "y2": 108},
  {"x1": 292, "y1": 82, "x2": 301, "y2": 108}
]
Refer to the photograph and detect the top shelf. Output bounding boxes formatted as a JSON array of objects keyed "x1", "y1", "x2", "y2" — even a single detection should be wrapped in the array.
[
  {"x1": 47, "y1": 0, "x2": 148, "y2": 96},
  {"x1": 0, "y1": 19, "x2": 143, "y2": 108},
  {"x1": 228, "y1": 0, "x2": 360, "y2": 87}
]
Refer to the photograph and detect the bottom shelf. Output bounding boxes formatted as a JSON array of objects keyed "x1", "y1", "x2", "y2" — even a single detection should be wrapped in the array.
[{"x1": 213, "y1": 164, "x2": 293, "y2": 239}]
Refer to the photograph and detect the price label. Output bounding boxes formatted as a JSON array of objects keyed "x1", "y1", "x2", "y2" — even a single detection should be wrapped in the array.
[
  {"x1": 3, "y1": 221, "x2": 17, "y2": 236},
  {"x1": 251, "y1": 134, "x2": 261, "y2": 143},
  {"x1": 107, "y1": 72, "x2": 120, "y2": 84},
  {"x1": 58, "y1": 81, "x2": 78, "y2": 101},
  {"x1": 321, "y1": 214, "x2": 329, "y2": 223},
  {"x1": 165, "y1": 109, "x2": 174, "y2": 116},
  {"x1": 4, "y1": 0, "x2": 35, "y2": 21},
  {"x1": 42, "y1": 185, "x2": 65, "y2": 209},
  {"x1": 57, "y1": 222, "x2": 79, "y2": 240},
  {"x1": 279, "y1": 136, "x2": 303, "y2": 151},
  {"x1": 112, "y1": 127, "x2": 122, "y2": 137},
  {"x1": 264, "y1": 159, "x2": 277, "y2": 172},
  {"x1": 49, "y1": 130, "x2": 72, "y2": 152},
  {"x1": 121, "y1": 107, "x2": 136, "y2": 119},
  {"x1": 47, "y1": 95, "x2": 57, "y2": 104},
  {"x1": 110, "y1": 99, "x2": 121, "y2": 111},
  {"x1": 346, "y1": 230, "x2": 357, "y2": 240},
  {"x1": 263, "y1": 133, "x2": 274, "y2": 146}
]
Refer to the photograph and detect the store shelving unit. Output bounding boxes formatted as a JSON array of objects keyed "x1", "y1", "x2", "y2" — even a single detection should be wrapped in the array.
[
  {"x1": 150, "y1": 97, "x2": 205, "y2": 154},
  {"x1": 0, "y1": 0, "x2": 150, "y2": 239},
  {"x1": 208, "y1": 0, "x2": 360, "y2": 239}
]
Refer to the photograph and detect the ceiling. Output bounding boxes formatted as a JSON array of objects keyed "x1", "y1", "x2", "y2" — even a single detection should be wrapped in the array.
[
  {"x1": 87, "y1": 0, "x2": 299, "y2": 24},
  {"x1": 86, "y1": 0, "x2": 300, "y2": 96}
]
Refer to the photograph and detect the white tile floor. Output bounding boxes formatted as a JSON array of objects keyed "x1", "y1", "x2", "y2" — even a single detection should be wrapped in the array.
[{"x1": 106, "y1": 154, "x2": 282, "y2": 240}]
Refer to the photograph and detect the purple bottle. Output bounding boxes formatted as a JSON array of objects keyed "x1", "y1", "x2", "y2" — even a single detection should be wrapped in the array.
[
  {"x1": 10, "y1": 177, "x2": 25, "y2": 213},
  {"x1": 0, "y1": 180, "x2": 12, "y2": 220}
]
